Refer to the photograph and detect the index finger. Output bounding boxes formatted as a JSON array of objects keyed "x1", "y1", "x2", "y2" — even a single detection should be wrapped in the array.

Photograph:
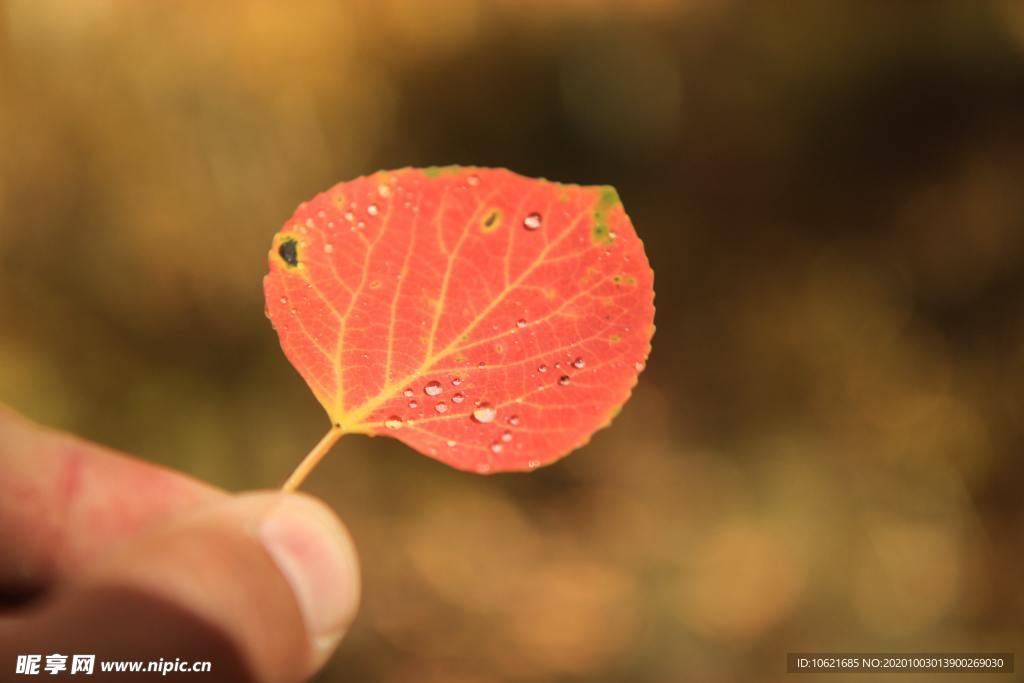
[{"x1": 0, "y1": 405, "x2": 224, "y2": 595}]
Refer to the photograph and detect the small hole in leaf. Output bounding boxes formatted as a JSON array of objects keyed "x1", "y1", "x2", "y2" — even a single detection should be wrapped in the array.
[{"x1": 278, "y1": 238, "x2": 299, "y2": 267}]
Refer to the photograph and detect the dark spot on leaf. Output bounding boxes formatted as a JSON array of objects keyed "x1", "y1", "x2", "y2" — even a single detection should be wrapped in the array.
[
  {"x1": 279, "y1": 238, "x2": 299, "y2": 267},
  {"x1": 481, "y1": 208, "x2": 502, "y2": 232}
]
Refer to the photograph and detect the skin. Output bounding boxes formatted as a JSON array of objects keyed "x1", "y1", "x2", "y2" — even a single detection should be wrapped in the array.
[{"x1": 0, "y1": 405, "x2": 359, "y2": 683}]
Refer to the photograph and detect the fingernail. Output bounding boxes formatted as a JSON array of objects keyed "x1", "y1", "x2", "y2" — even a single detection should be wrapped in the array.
[{"x1": 259, "y1": 495, "x2": 360, "y2": 650}]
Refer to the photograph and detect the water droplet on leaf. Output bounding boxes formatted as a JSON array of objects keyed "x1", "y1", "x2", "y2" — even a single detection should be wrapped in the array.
[
  {"x1": 384, "y1": 416, "x2": 404, "y2": 429},
  {"x1": 523, "y1": 212, "x2": 542, "y2": 230},
  {"x1": 572, "y1": 357, "x2": 586, "y2": 369},
  {"x1": 472, "y1": 404, "x2": 497, "y2": 423},
  {"x1": 424, "y1": 380, "x2": 443, "y2": 396},
  {"x1": 434, "y1": 402, "x2": 448, "y2": 414},
  {"x1": 558, "y1": 375, "x2": 571, "y2": 386}
]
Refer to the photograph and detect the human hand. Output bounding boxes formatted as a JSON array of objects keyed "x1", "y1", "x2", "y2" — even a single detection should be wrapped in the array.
[{"x1": 0, "y1": 405, "x2": 359, "y2": 682}]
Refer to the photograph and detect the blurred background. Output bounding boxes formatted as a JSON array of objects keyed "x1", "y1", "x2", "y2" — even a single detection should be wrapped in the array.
[{"x1": 2, "y1": 1, "x2": 1023, "y2": 681}]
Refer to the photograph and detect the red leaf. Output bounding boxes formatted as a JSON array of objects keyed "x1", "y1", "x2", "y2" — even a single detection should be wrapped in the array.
[{"x1": 264, "y1": 167, "x2": 654, "y2": 477}]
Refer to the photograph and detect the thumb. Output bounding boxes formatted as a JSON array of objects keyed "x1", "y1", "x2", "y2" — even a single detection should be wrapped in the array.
[{"x1": 2, "y1": 492, "x2": 360, "y2": 683}]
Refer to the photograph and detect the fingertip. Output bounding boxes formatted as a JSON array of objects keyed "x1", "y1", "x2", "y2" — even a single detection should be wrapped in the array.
[{"x1": 255, "y1": 492, "x2": 361, "y2": 656}]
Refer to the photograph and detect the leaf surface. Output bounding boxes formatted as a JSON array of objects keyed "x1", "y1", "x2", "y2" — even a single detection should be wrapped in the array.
[{"x1": 264, "y1": 167, "x2": 654, "y2": 473}]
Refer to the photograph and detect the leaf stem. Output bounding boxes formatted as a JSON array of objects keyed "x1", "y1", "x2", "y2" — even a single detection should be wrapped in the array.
[{"x1": 281, "y1": 425, "x2": 345, "y2": 492}]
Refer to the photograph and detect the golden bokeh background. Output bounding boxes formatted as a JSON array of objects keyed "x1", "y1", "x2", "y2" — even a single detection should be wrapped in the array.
[{"x1": 2, "y1": 1, "x2": 1023, "y2": 681}]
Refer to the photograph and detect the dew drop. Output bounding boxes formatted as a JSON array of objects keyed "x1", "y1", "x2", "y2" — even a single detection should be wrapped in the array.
[
  {"x1": 384, "y1": 416, "x2": 403, "y2": 429},
  {"x1": 344, "y1": 211, "x2": 354, "y2": 222},
  {"x1": 527, "y1": 459, "x2": 540, "y2": 470},
  {"x1": 634, "y1": 360, "x2": 646, "y2": 371},
  {"x1": 477, "y1": 462, "x2": 492, "y2": 473},
  {"x1": 408, "y1": 400, "x2": 418, "y2": 409},
  {"x1": 323, "y1": 243, "x2": 334, "y2": 254},
  {"x1": 467, "y1": 174, "x2": 480, "y2": 186},
  {"x1": 451, "y1": 392, "x2": 465, "y2": 404},
  {"x1": 403, "y1": 388, "x2": 414, "y2": 398},
  {"x1": 538, "y1": 364, "x2": 548, "y2": 373},
  {"x1": 490, "y1": 442, "x2": 503, "y2": 454},
  {"x1": 367, "y1": 203, "x2": 379, "y2": 216},
  {"x1": 377, "y1": 184, "x2": 391, "y2": 198},
  {"x1": 424, "y1": 380, "x2": 443, "y2": 396},
  {"x1": 356, "y1": 220, "x2": 366, "y2": 228},
  {"x1": 516, "y1": 319, "x2": 527, "y2": 329},
  {"x1": 501, "y1": 431, "x2": 513, "y2": 443},
  {"x1": 507, "y1": 415, "x2": 520, "y2": 426},
  {"x1": 434, "y1": 402, "x2": 448, "y2": 414},
  {"x1": 523, "y1": 212, "x2": 542, "y2": 230},
  {"x1": 279, "y1": 296, "x2": 288, "y2": 304},
  {"x1": 446, "y1": 440, "x2": 456, "y2": 447},
  {"x1": 317, "y1": 210, "x2": 326, "y2": 219},
  {"x1": 472, "y1": 403, "x2": 497, "y2": 423},
  {"x1": 476, "y1": 361, "x2": 486, "y2": 369},
  {"x1": 572, "y1": 357, "x2": 586, "y2": 369},
  {"x1": 451, "y1": 377, "x2": 462, "y2": 387},
  {"x1": 558, "y1": 375, "x2": 571, "y2": 386}
]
